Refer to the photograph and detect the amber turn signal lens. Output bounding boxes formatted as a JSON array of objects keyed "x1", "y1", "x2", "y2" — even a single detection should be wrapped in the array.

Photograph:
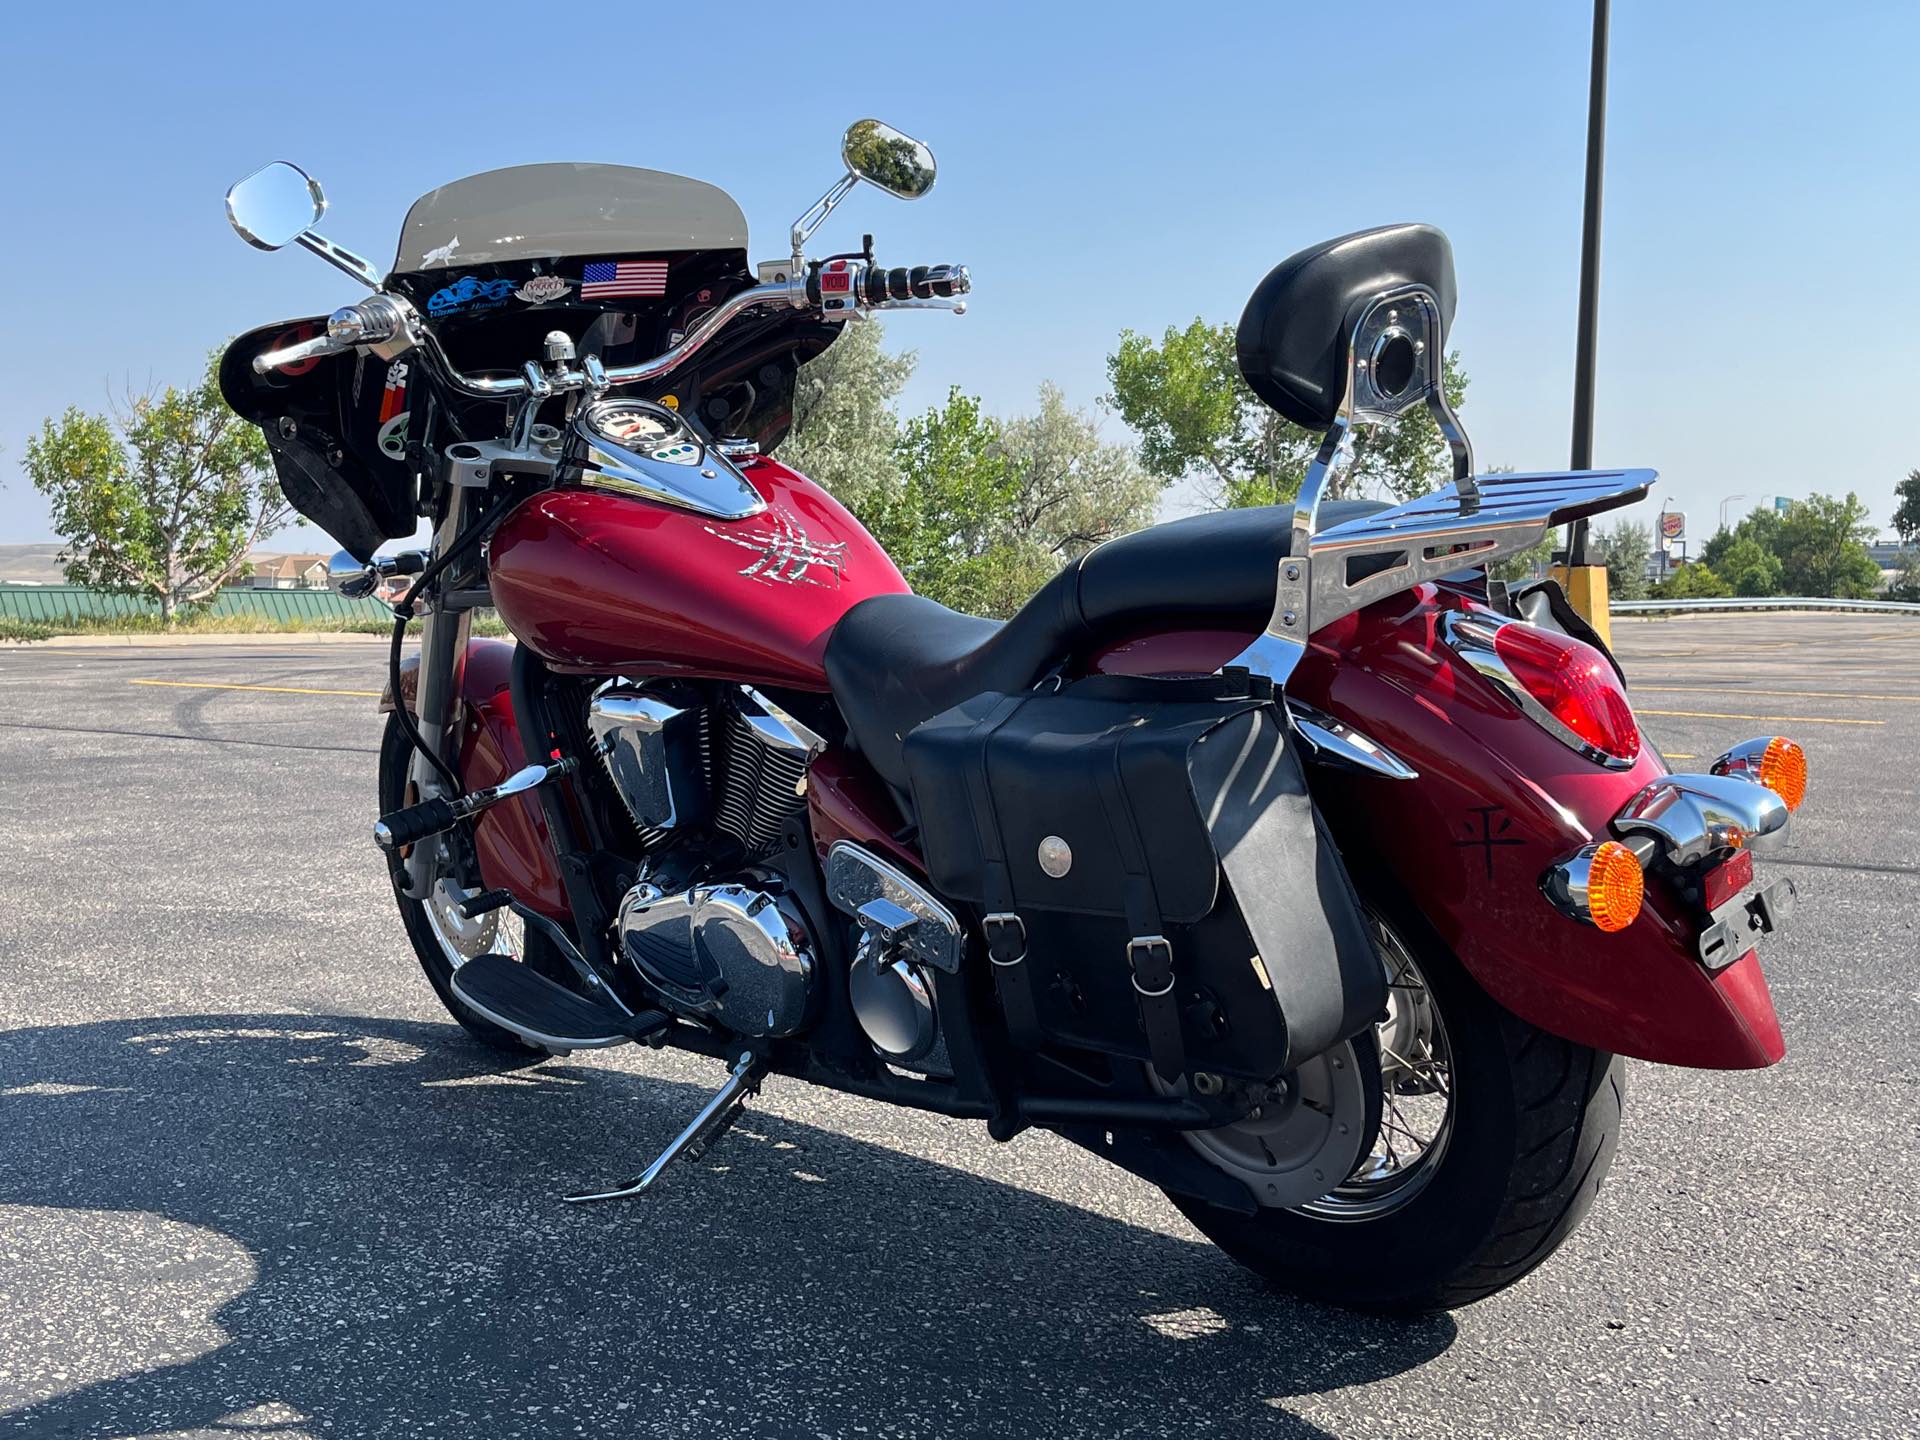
[
  {"x1": 1758, "y1": 736, "x2": 1807, "y2": 813},
  {"x1": 1586, "y1": 841, "x2": 1645, "y2": 933}
]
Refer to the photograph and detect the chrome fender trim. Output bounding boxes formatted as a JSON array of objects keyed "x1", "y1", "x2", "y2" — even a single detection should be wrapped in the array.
[{"x1": 1284, "y1": 699, "x2": 1418, "y2": 780}]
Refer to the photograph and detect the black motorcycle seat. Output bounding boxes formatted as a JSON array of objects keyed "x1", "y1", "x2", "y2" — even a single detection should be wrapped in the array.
[{"x1": 824, "y1": 499, "x2": 1390, "y2": 791}]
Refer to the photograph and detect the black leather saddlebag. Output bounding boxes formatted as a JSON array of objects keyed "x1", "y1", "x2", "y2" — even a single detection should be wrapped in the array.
[{"x1": 901, "y1": 673, "x2": 1385, "y2": 1081}]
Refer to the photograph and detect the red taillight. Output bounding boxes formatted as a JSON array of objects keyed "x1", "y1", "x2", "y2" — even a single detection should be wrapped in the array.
[
  {"x1": 1702, "y1": 848, "x2": 1755, "y2": 911},
  {"x1": 1491, "y1": 622, "x2": 1642, "y2": 764}
]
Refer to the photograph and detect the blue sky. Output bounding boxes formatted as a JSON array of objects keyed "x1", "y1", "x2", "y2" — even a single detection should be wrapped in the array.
[{"x1": 2, "y1": 1, "x2": 1914, "y2": 549}]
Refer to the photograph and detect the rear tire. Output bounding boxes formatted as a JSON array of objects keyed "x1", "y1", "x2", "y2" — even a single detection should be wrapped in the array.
[
  {"x1": 1169, "y1": 912, "x2": 1625, "y2": 1312},
  {"x1": 379, "y1": 711, "x2": 553, "y2": 1056}
]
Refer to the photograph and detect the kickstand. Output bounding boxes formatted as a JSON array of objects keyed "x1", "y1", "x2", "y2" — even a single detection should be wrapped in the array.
[{"x1": 565, "y1": 1052, "x2": 762, "y2": 1204}]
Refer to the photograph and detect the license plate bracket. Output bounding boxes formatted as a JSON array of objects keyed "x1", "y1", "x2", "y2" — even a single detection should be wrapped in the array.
[{"x1": 1697, "y1": 875, "x2": 1796, "y2": 970}]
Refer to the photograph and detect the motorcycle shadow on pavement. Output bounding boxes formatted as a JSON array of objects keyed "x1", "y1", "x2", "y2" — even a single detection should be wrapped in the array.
[{"x1": 0, "y1": 1015, "x2": 1457, "y2": 1439}]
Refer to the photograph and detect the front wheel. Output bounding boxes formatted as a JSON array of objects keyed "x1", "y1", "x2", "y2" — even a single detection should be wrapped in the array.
[
  {"x1": 379, "y1": 711, "x2": 555, "y2": 1055},
  {"x1": 1168, "y1": 910, "x2": 1625, "y2": 1312}
]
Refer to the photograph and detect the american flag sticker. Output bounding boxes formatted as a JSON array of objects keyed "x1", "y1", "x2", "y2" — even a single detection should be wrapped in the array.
[{"x1": 580, "y1": 259, "x2": 670, "y2": 299}]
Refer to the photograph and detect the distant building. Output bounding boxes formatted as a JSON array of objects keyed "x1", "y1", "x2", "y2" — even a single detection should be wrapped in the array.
[{"x1": 248, "y1": 554, "x2": 331, "y2": 590}]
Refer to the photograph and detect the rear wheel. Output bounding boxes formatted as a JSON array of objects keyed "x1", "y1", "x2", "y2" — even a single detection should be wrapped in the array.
[
  {"x1": 379, "y1": 712, "x2": 554, "y2": 1055},
  {"x1": 1167, "y1": 909, "x2": 1625, "y2": 1312}
]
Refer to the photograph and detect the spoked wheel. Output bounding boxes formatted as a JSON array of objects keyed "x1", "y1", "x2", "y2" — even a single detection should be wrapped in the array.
[
  {"x1": 379, "y1": 712, "x2": 555, "y2": 1056},
  {"x1": 1298, "y1": 917, "x2": 1454, "y2": 1220},
  {"x1": 1165, "y1": 905, "x2": 1626, "y2": 1312}
]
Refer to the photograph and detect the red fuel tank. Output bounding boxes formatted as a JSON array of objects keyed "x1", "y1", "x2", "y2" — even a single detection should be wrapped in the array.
[{"x1": 487, "y1": 457, "x2": 907, "y2": 690}]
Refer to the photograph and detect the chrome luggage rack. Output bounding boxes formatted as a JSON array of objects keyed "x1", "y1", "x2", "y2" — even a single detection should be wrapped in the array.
[
  {"x1": 1305, "y1": 466, "x2": 1655, "y2": 630},
  {"x1": 1231, "y1": 279, "x2": 1655, "y2": 685}
]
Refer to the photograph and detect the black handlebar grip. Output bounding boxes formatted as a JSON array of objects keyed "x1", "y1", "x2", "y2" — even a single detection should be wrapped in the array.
[
  {"x1": 910, "y1": 266, "x2": 937, "y2": 300},
  {"x1": 928, "y1": 266, "x2": 959, "y2": 299},
  {"x1": 804, "y1": 269, "x2": 822, "y2": 306},
  {"x1": 374, "y1": 796, "x2": 459, "y2": 852}
]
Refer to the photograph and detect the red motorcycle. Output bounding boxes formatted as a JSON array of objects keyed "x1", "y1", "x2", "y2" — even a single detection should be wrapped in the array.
[{"x1": 220, "y1": 122, "x2": 1805, "y2": 1311}]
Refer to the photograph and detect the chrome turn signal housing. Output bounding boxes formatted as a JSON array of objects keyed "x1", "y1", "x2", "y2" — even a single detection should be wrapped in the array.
[
  {"x1": 1712, "y1": 735, "x2": 1807, "y2": 814},
  {"x1": 1542, "y1": 840, "x2": 1646, "y2": 933}
]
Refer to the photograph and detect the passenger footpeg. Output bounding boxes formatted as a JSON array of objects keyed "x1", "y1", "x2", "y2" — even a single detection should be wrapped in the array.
[
  {"x1": 448, "y1": 952, "x2": 669, "y2": 1052},
  {"x1": 565, "y1": 1052, "x2": 762, "y2": 1204}
]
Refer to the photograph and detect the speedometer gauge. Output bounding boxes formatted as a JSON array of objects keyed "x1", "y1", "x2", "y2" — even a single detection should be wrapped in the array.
[{"x1": 582, "y1": 398, "x2": 677, "y2": 448}]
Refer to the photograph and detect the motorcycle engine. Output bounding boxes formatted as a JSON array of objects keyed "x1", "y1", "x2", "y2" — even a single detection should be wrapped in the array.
[
  {"x1": 588, "y1": 684, "x2": 822, "y2": 1035},
  {"x1": 617, "y1": 881, "x2": 814, "y2": 1036}
]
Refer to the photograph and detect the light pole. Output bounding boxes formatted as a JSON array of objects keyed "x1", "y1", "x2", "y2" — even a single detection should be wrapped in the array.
[
  {"x1": 1719, "y1": 493, "x2": 1747, "y2": 533},
  {"x1": 1566, "y1": 0, "x2": 1610, "y2": 568}
]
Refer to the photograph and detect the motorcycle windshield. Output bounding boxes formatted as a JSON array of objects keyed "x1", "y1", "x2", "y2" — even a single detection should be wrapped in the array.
[{"x1": 393, "y1": 163, "x2": 749, "y2": 272}]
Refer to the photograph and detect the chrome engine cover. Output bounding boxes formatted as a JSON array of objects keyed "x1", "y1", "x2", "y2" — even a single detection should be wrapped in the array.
[
  {"x1": 617, "y1": 882, "x2": 815, "y2": 1037},
  {"x1": 587, "y1": 686, "x2": 705, "y2": 835}
]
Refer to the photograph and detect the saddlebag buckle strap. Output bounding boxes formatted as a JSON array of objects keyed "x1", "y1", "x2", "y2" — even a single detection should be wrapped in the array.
[
  {"x1": 983, "y1": 912, "x2": 1028, "y2": 967},
  {"x1": 1127, "y1": 936, "x2": 1175, "y2": 997},
  {"x1": 1128, "y1": 935, "x2": 1186, "y2": 1084},
  {"x1": 983, "y1": 911, "x2": 1045, "y2": 1049}
]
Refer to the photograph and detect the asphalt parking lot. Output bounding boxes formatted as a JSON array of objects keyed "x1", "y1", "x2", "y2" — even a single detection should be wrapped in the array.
[{"x1": 1, "y1": 613, "x2": 1915, "y2": 1439}]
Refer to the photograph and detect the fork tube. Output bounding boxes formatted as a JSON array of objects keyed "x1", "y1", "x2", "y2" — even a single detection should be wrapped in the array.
[{"x1": 402, "y1": 489, "x2": 473, "y2": 899}]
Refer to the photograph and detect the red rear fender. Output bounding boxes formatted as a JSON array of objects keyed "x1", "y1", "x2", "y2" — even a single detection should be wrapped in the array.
[{"x1": 1092, "y1": 598, "x2": 1785, "y2": 1070}]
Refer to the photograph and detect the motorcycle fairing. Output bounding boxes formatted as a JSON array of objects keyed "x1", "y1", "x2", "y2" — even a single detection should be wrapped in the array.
[{"x1": 219, "y1": 319, "x2": 421, "y2": 562}]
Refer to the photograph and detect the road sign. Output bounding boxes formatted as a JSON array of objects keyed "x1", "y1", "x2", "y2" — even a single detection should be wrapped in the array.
[
  {"x1": 1774, "y1": 496, "x2": 1793, "y2": 513},
  {"x1": 1660, "y1": 511, "x2": 1686, "y2": 541}
]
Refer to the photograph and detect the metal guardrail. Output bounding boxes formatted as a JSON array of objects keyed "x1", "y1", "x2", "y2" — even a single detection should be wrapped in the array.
[
  {"x1": 1614, "y1": 595, "x2": 1920, "y2": 616},
  {"x1": 0, "y1": 583, "x2": 393, "y2": 625}
]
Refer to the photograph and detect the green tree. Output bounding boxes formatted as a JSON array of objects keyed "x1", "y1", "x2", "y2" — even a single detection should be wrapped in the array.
[
  {"x1": 1489, "y1": 535, "x2": 1556, "y2": 584},
  {"x1": 1105, "y1": 318, "x2": 1470, "y2": 509},
  {"x1": 872, "y1": 388, "x2": 1014, "y2": 613},
  {"x1": 1656, "y1": 562, "x2": 1733, "y2": 599},
  {"x1": 868, "y1": 385, "x2": 1157, "y2": 617},
  {"x1": 1591, "y1": 520, "x2": 1652, "y2": 601},
  {"x1": 780, "y1": 320, "x2": 915, "y2": 513},
  {"x1": 1777, "y1": 491, "x2": 1881, "y2": 597},
  {"x1": 1702, "y1": 505, "x2": 1785, "y2": 572},
  {"x1": 21, "y1": 351, "x2": 289, "y2": 623},
  {"x1": 977, "y1": 383, "x2": 1159, "y2": 616},
  {"x1": 1710, "y1": 534, "x2": 1784, "y2": 596},
  {"x1": 1893, "y1": 468, "x2": 1920, "y2": 547}
]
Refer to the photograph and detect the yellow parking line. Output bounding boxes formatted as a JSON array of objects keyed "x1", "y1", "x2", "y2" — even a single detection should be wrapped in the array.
[
  {"x1": 130, "y1": 678, "x2": 381, "y2": 699},
  {"x1": 1662, "y1": 753, "x2": 1697, "y2": 761},
  {"x1": 1636, "y1": 707, "x2": 1883, "y2": 727},
  {"x1": 1635, "y1": 685, "x2": 1920, "y2": 702}
]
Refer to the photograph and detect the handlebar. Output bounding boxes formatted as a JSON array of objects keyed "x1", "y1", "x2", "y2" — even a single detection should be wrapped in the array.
[
  {"x1": 252, "y1": 259, "x2": 971, "y2": 398},
  {"x1": 808, "y1": 259, "x2": 969, "y2": 307},
  {"x1": 251, "y1": 331, "x2": 348, "y2": 374}
]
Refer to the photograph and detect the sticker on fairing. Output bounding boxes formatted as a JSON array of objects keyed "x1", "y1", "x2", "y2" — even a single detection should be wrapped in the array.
[
  {"x1": 377, "y1": 362, "x2": 410, "y2": 459},
  {"x1": 517, "y1": 275, "x2": 572, "y2": 304},
  {"x1": 378, "y1": 412, "x2": 411, "y2": 460},
  {"x1": 427, "y1": 275, "x2": 516, "y2": 316}
]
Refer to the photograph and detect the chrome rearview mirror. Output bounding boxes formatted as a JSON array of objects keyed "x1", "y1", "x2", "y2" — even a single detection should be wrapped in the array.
[
  {"x1": 840, "y1": 119, "x2": 936, "y2": 200},
  {"x1": 226, "y1": 161, "x2": 325, "y2": 250},
  {"x1": 225, "y1": 160, "x2": 385, "y2": 290},
  {"x1": 789, "y1": 120, "x2": 938, "y2": 265}
]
